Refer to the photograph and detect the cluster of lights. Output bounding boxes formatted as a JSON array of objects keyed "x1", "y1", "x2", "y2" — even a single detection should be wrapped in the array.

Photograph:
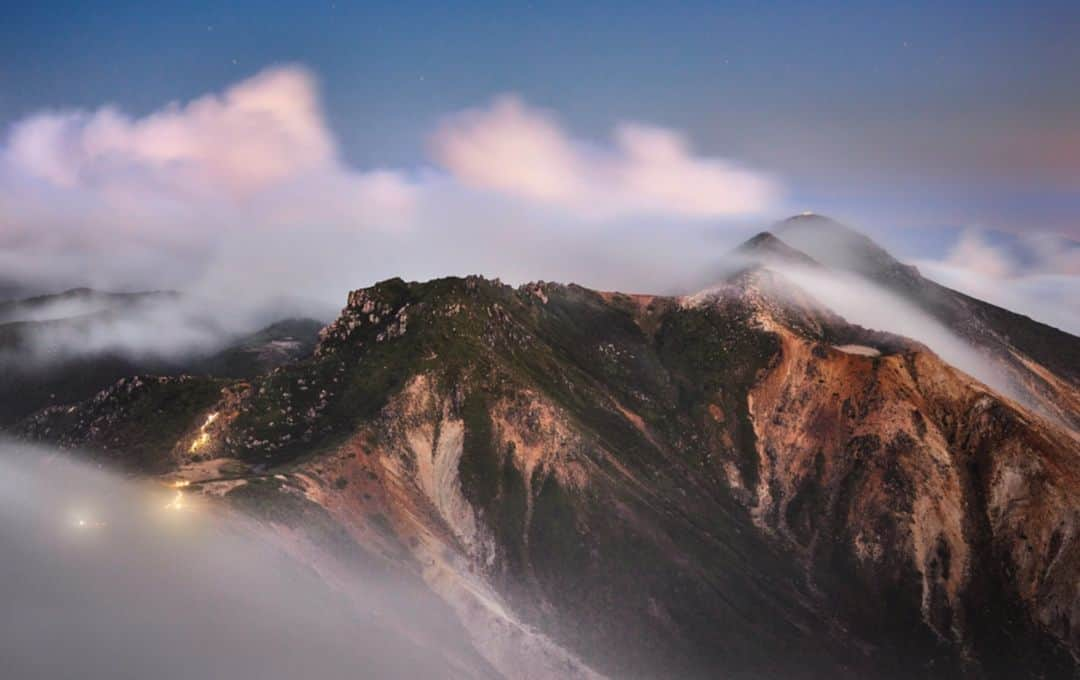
[
  {"x1": 73, "y1": 411, "x2": 216, "y2": 532},
  {"x1": 71, "y1": 478, "x2": 196, "y2": 532}
]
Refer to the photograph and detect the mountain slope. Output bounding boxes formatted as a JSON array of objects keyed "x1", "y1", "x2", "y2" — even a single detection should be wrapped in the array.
[
  {"x1": 774, "y1": 215, "x2": 1080, "y2": 434},
  {"x1": 19, "y1": 267, "x2": 1080, "y2": 678},
  {"x1": 776, "y1": 214, "x2": 1080, "y2": 383}
]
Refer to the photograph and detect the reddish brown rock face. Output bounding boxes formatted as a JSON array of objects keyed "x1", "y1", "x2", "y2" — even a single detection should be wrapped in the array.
[
  {"x1": 743, "y1": 321, "x2": 1080, "y2": 673},
  {"x1": 16, "y1": 243, "x2": 1080, "y2": 678}
]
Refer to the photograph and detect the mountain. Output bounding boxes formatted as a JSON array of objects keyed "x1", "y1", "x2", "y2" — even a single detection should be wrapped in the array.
[
  {"x1": 0, "y1": 287, "x2": 177, "y2": 324},
  {"x1": 0, "y1": 277, "x2": 40, "y2": 305},
  {"x1": 13, "y1": 226, "x2": 1080, "y2": 678},
  {"x1": 732, "y1": 230, "x2": 822, "y2": 268},
  {"x1": 776, "y1": 215, "x2": 1080, "y2": 434},
  {"x1": 188, "y1": 317, "x2": 324, "y2": 378},
  {"x1": 775, "y1": 214, "x2": 923, "y2": 287},
  {"x1": 0, "y1": 288, "x2": 322, "y2": 425}
]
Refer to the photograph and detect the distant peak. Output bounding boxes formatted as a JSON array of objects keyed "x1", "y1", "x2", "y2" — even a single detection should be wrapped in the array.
[
  {"x1": 740, "y1": 231, "x2": 785, "y2": 248},
  {"x1": 777, "y1": 212, "x2": 846, "y2": 229},
  {"x1": 775, "y1": 213, "x2": 874, "y2": 243},
  {"x1": 732, "y1": 231, "x2": 820, "y2": 267},
  {"x1": 772, "y1": 215, "x2": 921, "y2": 286}
]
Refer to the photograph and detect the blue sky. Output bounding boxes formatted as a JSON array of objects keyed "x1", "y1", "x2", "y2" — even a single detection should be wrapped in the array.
[
  {"x1": 1, "y1": 1, "x2": 1077, "y2": 327},
  {"x1": 5, "y1": 1, "x2": 1077, "y2": 232}
]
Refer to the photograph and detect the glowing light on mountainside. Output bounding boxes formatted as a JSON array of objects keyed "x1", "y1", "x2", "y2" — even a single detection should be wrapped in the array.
[
  {"x1": 188, "y1": 412, "x2": 219, "y2": 453},
  {"x1": 164, "y1": 490, "x2": 186, "y2": 512}
]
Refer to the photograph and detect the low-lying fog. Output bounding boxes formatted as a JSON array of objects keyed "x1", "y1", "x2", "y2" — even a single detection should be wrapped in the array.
[{"x1": 0, "y1": 441, "x2": 494, "y2": 680}]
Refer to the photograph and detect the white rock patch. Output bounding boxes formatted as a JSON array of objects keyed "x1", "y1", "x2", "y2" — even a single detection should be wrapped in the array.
[{"x1": 833, "y1": 344, "x2": 882, "y2": 357}]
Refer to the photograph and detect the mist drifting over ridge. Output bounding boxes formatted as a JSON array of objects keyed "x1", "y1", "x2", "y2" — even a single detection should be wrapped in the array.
[{"x1": 0, "y1": 440, "x2": 497, "y2": 680}]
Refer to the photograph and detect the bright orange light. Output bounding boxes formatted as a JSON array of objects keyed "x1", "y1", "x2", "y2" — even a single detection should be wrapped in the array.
[{"x1": 188, "y1": 412, "x2": 220, "y2": 453}]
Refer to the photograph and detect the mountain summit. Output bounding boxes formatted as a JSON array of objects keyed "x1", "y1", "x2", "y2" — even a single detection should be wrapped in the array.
[
  {"x1": 774, "y1": 214, "x2": 923, "y2": 286},
  {"x1": 724, "y1": 218, "x2": 1080, "y2": 435}
]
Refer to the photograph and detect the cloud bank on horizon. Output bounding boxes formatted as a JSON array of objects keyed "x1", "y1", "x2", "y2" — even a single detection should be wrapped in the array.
[{"x1": 0, "y1": 64, "x2": 1076, "y2": 335}]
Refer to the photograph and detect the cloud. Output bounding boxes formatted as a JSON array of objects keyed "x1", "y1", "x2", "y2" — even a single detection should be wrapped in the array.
[
  {"x1": 940, "y1": 229, "x2": 1017, "y2": 278},
  {"x1": 431, "y1": 95, "x2": 778, "y2": 220},
  {"x1": 915, "y1": 229, "x2": 1080, "y2": 335},
  {"x1": 5, "y1": 67, "x2": 333, "y2": 197},
  {"x1": 0, "y1": 293, "x2": 288, "y2": 369},
  {"x1": 2, "y1": 63, "x2": 1074, "y2": 357},
  {"x1": 0, "y1": 65, "x2": 418, "y2": 283},
  {"x1": 0, "y1": 66, "x2": 781, "y2": 319},
  {"x1": 772, "y1": 264, "x2": 1023, "y2": 400}
]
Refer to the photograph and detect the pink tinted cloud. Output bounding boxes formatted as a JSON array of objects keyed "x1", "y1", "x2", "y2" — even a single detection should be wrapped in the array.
[
  {"x1": 0, "y1": 66, "x2": 418, "y2": 272},
  {"x1": 916, "y1": 229, "x2": 1080, "y2": 334},
  {"x1": 0, "y1": 65, "x2": 782, "y2": 307},
  {"x1": 5, "y1": 67, "x2": 339, "y2": 198},
  {"x1": 431, "y1": 95, "x2": 778, "y2": 220}
]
